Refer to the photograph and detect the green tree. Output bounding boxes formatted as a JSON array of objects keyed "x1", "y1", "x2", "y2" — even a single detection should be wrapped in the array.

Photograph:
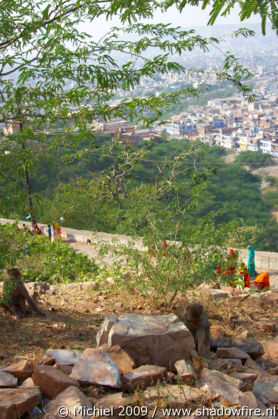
[
  {"x1": 234, "y1": 150, "x2": 274, "y2": 169},
  {"x1": 2, "y1": 0, "x2": 273, "y2": 220}
]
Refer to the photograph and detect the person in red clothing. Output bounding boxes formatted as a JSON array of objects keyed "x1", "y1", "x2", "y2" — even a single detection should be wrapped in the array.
[{"x1": 239, "y1": 263, "x2": 250, "y2": 288}]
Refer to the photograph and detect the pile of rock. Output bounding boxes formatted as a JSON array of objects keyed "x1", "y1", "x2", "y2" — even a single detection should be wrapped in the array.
[{"x1": 1, "y1": 313, "x2": 278, "y2": 418}]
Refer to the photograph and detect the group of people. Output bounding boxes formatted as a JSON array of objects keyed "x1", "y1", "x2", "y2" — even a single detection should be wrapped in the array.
[
  {"x1": 18, "y1": 220, "x2": 62, "y2": 242},
  {"x1": 217, "y1": 244, "x2": 270, "y2": 290}
]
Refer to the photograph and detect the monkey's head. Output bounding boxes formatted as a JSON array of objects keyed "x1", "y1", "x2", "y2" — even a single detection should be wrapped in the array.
[
  {"x1": 186, "y1": 303, "x2": 204, "y2": 323},
  {"x1": 8, "y1": 268, "x2": 21, "y2": 279}
]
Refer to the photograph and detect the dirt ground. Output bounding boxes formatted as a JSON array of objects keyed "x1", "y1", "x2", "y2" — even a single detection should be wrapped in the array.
[{"x1": 1, "y1": 277, "x2": 278, "y2": 367}]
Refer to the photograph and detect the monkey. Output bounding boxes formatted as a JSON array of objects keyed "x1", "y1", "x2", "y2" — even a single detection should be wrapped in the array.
[
  {"x1": 174, "y1": 301, "x2": 210, "y2": 359},
  {"x1": 1, "y1": 268, "x2": 46, "y2": 317}
]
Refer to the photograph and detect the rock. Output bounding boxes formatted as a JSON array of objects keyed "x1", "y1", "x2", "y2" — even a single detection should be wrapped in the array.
[
  {"x1": 215, "y1": 347, "x2": 250, "y2": 360},
  {"x1": 230, "y1": 372, "x2": 258, "y2": 391},
  {"x1": 99, "y1": 344, "x2": 135, "y2": 374},
  {"x1": 0, "y1": 387, "x2": 41, "y2": 419},
  {"x1": 122, "y1": 365, "x2": 167, "y2": 392},
  {"x1": 267, "y1": 366, "x2": 278, "y2": 375},
  {"x1": 33, "y1": 355, "x2": 55, "y2": 366},
  {"x1": 3, "y1": 359, "x2": 33, "y2": 380},
  {"x1": 209, "y1": 358, "x2": 242, "y2": 371},
  {"x1": 244, "y1": 357, "x2": 265, "y2": 371},
  {"x1": 96, "y1": 314, "x2": 194, "y2": 371},
  {"x1": 253, "y1": 379, "x2": 278, "y2": 405},
  {"x1": 32, "y1": 365, "x2": 78, "y2": 399},
  {"x1": 238, "y1": 391, "x2": 258, "y2": 408},
  {"x1": 204, "y1": 289, "x2": 228, "y2": 299},
  {"x1": 71, "y1": 348, "x2": 121, "y2": 388},
  {"x1": 199, "y1": 368, "x2": 242, "y2": 405},
  {"x1": 174, "y1": 359, "x2": 197, "y2": 382},
  {"x1": 56, "y1": 364, "x2": 73, "y2": 375},
  {"x1": 262, "y1": 337, "x2": 278, "y2": 365},
  {"x1": 0, "y1": 371, "x2": 18, "y2": 387},
  {"x1": 95, "y1": 392, "x2": 133, "y2": 418},
  {"x1": 44, "y1": 349, "x2": 81, "y2": 366},
  {"x1": 43, "y1": 386, "x2": 92, "y2": 419},
  {"x1": 211, "y1": 337, "x2": 264, "y2": 359},
  {"x1": 20, "y1": 377, "x2": 36, "y2": 388},
  {"x1": 144, "y1": 384, "x2": 210, "y2": 407}
]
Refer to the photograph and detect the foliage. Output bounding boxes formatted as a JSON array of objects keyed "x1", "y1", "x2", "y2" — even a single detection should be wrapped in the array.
[
  {"x1": 0, "y1": 223, "x2": 98, "y2": 283},
  {"x1": 1, "y1": 0, "x2": 269, "y2": 220},
  {"x1": 234, "y1": 150, "x2": 274, "y2": 169}
]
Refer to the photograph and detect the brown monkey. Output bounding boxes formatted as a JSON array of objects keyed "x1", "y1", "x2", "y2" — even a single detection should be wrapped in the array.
[
  {"x1": 174, "y1": 302, "x2": 210, "y2": 358},
  {"x1": 1, "y1": 268, "x2": 46, "y2": 317}
]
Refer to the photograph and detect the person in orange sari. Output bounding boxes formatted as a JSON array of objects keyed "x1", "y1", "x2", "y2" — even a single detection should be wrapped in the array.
[
  {"x1": 53, "y1": 221, "x2": 62, "y2": 241},
  {"x1": 253, "y1": 272, "x2": 270, "y2": 290},
  {"x1": 239, "y1": 263, "x2": 250, "y2": 288}
]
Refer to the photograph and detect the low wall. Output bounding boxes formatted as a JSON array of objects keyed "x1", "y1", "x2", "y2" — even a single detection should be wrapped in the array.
[{"x1": 1, "y1": 218, "x2": 278, "y2": 271}]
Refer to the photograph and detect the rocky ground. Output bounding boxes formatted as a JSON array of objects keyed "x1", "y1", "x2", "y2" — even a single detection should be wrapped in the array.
[{"x1": 1, "y1": 279, "x2": 278, "y2": 418}]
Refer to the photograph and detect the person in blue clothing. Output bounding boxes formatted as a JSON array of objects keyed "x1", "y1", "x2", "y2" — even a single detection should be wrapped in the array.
[
  {"x1": 47, "y1": 225, "x2": 52, "y2": 240},
  {"x1": 247, "y1": 244, "x2": 255, "y2": 276}
]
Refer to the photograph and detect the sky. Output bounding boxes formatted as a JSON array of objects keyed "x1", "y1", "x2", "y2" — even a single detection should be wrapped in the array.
[{"x1": 81, "y1": 4, "x2": 261, "y2": 38}]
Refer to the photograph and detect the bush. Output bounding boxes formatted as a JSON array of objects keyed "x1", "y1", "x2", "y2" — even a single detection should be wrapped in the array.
[{"x1": 0, "y1": 223, "x2": 98, "y2": 283}]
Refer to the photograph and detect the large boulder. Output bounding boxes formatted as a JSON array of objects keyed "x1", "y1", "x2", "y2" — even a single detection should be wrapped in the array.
[{"x1": 96, "y1": 314, "x2": 194, "y2": 371}]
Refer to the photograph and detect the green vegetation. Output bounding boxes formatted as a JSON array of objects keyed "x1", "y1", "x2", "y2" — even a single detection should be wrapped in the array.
[
  {"x1": 0, "y1": 0, "x2": 277, "y2": 295},
  {"x1": 0, "y1": 224, "x2": 98, "y2": 283},
  {"x1": 234, "y1": 150, "x2": 274, "y2": 169}
]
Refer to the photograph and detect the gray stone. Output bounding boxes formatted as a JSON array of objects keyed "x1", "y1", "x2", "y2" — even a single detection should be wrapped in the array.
[
  {"x1": 96, "y1": 314, "x2": 194, "y2": 371},
  {"x1": 199, "y1": 368, "x2": 243, "y2": 405},
  {"x1": 44, "y1": 349, "x2": 81, "y2": 366},
  {"x1": 211, "y1": 337, "x2": 264, "y2": 359},
  {"x1": 215, "y1": 347, "x2": 250, "y2": 360},
  {"x1": 0, "y1": 371, "x2": 18, "y2": 387},
  {"x1": 71, "y1": 348, "x2": 121, "y2": 388}
]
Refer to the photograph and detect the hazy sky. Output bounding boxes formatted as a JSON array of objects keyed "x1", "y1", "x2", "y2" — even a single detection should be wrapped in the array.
[{"x1": 81, "y1": 4, "x2": 261, "y2": 38}]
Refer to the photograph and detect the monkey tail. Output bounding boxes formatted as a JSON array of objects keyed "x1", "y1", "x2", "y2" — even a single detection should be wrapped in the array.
[{"x1": 22, "y1": 287, "x2": 46, "y2": 316}]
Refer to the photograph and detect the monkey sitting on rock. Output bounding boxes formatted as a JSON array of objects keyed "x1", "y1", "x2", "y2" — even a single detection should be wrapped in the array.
[
  {"x1": 174, "y1": 301, "x2": 210, "y2": 358},
  {"x1": 0, "y1": 268, "x2": 46, "y2": 317}
]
